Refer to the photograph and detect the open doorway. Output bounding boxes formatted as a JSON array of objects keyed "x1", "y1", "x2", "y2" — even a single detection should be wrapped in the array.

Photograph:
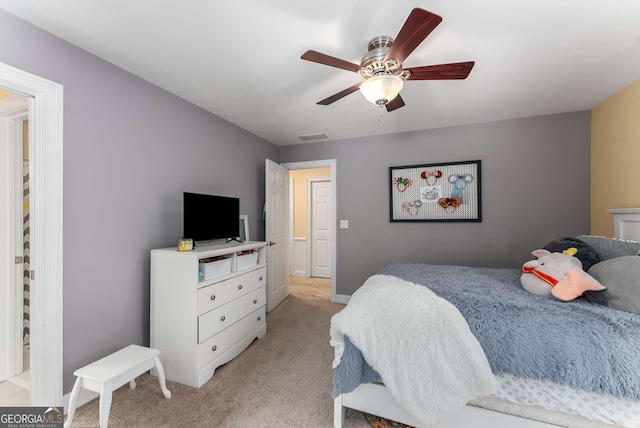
[
  {"x1": 282, "y1": 160, "x2": 336, "y2": 302},
  {"x1": 0, "y1": 61, "x2": 63, "y2": 407},
  {"x1": 289, "y1": 169, "x2": 331, "y2": 279}
]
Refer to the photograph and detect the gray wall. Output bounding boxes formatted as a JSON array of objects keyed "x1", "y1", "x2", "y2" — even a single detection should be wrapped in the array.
[
  {"x1": 0, "y1": 10, "x2": 278, "y2": 391},
  {"x1": 279, "y1": 111, "x2": 591, "y2": 296}
]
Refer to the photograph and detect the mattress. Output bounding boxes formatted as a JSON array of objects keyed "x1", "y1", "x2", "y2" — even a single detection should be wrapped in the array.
[{"x1": 486, "y1": 373, "x2": 640, "y2": 428}]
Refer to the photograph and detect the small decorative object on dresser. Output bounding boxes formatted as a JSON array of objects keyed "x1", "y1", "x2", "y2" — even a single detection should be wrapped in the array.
[
  {"x1": 150, "y1": 240, "x2": 267, "y2": 388},
  {"x1": 177, "y1": 238, "x2": 193, "y2": 252}
]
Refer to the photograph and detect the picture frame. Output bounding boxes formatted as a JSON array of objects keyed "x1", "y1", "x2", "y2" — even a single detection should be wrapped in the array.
[
  {"x1": 239, "y1": 214, "x2": 250, "y2": 241},
  {"x1": 389, "y1": 160, "x2": 482, "y2": 222}
]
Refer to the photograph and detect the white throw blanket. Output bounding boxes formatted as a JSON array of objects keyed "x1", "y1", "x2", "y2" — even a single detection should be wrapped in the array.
[{"x1": 331, "y1": 274, "x2": 497, "y2": 426}]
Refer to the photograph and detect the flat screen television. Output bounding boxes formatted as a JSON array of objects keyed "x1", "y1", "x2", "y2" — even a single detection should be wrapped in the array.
[{"x1": 183, "y1": 192, "x2": 240, "y2": 243}]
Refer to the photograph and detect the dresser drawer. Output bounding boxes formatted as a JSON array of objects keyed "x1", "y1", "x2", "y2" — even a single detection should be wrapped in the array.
[
  {"x1": 197, "y1": 282, "x2": 224, "y2": 315},
  {"x1": 238, "y1": 287, "x2": 266, "y2": 317},
  {"x1": 197, "y1": 306, "x2": 266, "y2": 370},
  {"x1": 222, "y1": 274, "x2": 252, "y2": 304},
  {"x1": 198, "y1": 300, "x2": 239, "y2": 343},
  {"x1": 197, "y1": 318, "x2": 243, "y2": 369},
  {"x1": 252, "y1": 267, "x2": 266, "y2": 290}
]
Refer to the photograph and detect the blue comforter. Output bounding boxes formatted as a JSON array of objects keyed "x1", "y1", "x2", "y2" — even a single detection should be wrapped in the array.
[{"x1": 334, "y1": 263, "x2": 640, "y2": 400}]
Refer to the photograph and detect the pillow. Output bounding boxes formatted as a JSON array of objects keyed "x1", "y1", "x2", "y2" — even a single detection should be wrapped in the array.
[
  {"x1": 576, "y1": 235, "x2": 640, "y2": 260},
  {"x1": 585, "y1": 256, "x2": 640, "y2": 315},
  {"x1": 542, "y1": 237, "x2": 601, "y2": 271}
]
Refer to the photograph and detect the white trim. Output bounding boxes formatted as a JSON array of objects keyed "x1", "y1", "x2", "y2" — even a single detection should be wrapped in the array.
[
  {"x1": 281, "y1": 160, "x2": 337, "y2": 303},
  {"x1": 0, "y1": 61, "x2": 64, "y2": 406},
  {"x1": 607, "y1": 208, "x2": 640, "y2": 214},
  {"x1": 334, "y1": 294, "x2": 350, "y2": 305}
]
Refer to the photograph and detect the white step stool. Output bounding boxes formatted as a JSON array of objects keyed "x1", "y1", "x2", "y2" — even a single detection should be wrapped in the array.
[{"x1": 64, "y1": 345, "x2": 171, "y2": 428}]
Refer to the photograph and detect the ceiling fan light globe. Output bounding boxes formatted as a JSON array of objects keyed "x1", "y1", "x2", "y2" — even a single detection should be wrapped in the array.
[{"x1": 359, "y1": 75, "x2": 403, "y2": 106}]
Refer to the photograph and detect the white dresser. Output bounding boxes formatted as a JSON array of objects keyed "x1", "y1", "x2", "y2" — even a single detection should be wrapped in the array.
[{"x1": 150, "y1": 241, "x2": 267, "y2": 388}]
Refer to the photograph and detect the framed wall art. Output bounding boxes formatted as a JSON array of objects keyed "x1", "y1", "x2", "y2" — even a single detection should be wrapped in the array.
[{"x1": 389, "y1": 160, "x2": 482, "y2": 222}]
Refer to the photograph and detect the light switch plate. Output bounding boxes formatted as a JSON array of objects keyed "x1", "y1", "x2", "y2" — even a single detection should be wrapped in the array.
[{"x1": 340, "y1": 220, "x2": 349, "y2": 229}]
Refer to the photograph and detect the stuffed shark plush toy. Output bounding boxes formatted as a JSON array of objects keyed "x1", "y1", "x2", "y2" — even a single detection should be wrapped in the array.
[{"x1": 521, "y1": 248, "x2": 606, "y2": 301}]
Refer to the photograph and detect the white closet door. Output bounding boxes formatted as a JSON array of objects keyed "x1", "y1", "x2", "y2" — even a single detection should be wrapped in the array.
[{"x1": 310, "y1": 180, "x2": 331, "y2": 278}]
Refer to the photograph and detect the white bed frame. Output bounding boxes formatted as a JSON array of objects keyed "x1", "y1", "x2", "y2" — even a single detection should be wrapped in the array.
[
  {"x1": 330, "y1": 333, "x2": 556, "y2": 428},
  {"x1": 332, "y1": 209, "x2": 640, "y2": 428},
  {"x1": 608, "y1": 208, "x2": 640, "y2": 241}
]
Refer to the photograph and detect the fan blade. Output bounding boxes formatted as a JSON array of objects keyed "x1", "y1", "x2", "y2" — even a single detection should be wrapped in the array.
[
  {"x1": 317, "y1": 84, "x2": 361, "y2": 105},
  {"x1": 384, "y1": 8, "x2": 442, "y2": 65},
  {"x1": 386, "y1": 94, "x2": 405, "y2": 112},
  {"x1": 301, "y1": 50, "x2": 362, "y2": 73},
  {"x1": 405, "y1": 61, "x2": 475, "y2": 80}
]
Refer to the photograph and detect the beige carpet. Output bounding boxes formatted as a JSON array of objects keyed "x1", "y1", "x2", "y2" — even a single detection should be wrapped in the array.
[{"x1": 66, "y1": 277, "x2": 372, "y2": 427}]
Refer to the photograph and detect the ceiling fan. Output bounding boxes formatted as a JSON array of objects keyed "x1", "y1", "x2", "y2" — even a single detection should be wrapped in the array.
[{"x1": 301, "y1": 8, "x2": 475, "y2": 112}]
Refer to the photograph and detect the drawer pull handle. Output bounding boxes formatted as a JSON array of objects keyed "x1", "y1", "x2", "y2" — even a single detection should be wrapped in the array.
[
  {"x1": 259, "y1": 276, "x2": 263, "y2": 281},
  {"x1": 253, "y1": 299, "x2": 258, "y2": 304},
  {"x1": 212, "y1": 345, "x2": 217, "y2": 352},
  {"x1": 221, "y1": 316, "x2": 226, "y2": 321},
  {"x1": 210, "y1": 295, "x2": 216, "y2": 301},
  {"x1": 257, "y1": 316, "x2": 261, "y2": 321},
  {"x1": 238, "y1": 284, "x2": 243, "y2": 290}
]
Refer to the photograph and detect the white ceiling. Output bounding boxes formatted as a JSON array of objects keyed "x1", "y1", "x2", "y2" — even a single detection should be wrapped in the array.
[{"x1": 2, "y1": 0, "x2": 640, "y2": 146}]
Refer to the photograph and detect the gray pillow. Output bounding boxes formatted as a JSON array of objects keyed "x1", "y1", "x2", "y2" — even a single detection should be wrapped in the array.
[
  {"x1": 576, "y1": 235, "x2": 640, "y2": 260},
  {"x1": 585, "y1": 256, "x2": 640, "y2": 315}
]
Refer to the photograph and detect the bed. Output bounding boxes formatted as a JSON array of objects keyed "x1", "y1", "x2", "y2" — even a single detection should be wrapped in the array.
[{"x1": 331, "y1": 209, "x2": 640, "y2": 428}]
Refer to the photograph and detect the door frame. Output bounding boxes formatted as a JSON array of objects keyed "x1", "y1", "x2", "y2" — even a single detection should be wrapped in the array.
[
  {"x1": 307, "y1": 178, "x2": 331, "y2": 279},
  {"x1": 281, "y1": 159, "x2": 337, "y2": 303},
  {"x1": 0, "y1": 61, "x2": 64, "y2": 406}
]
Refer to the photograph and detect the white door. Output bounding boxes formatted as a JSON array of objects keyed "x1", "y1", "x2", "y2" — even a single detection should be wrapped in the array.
[
  {"x1": 265, "y1": 159, "x2": 289, "y2": 312},
  {"x1": 0, "y1": 115, "x2": 15, "y2": 382},
  {"x1": 0, "y1": 104, "x2": 26, "y2": 383},
  {"x1": 310, "y1": 180, "x2": 331, "y2": 278}
]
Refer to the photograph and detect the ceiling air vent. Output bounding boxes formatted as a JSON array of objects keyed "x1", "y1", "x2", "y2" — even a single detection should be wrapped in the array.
[{"x1": 298, "y1": 133, "x2": 328, "y2": 142}]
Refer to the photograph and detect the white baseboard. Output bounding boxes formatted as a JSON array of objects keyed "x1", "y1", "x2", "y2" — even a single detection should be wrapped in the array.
[
  {"x1": 334, "y1": 294, "x2": 350, "y2": 305},
  {"x1": 63, "y1": 389, "x2": 99, "y2": 415},
  {"x1": 7, "y1": 375, "x2": 30, "y2": 391}
]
